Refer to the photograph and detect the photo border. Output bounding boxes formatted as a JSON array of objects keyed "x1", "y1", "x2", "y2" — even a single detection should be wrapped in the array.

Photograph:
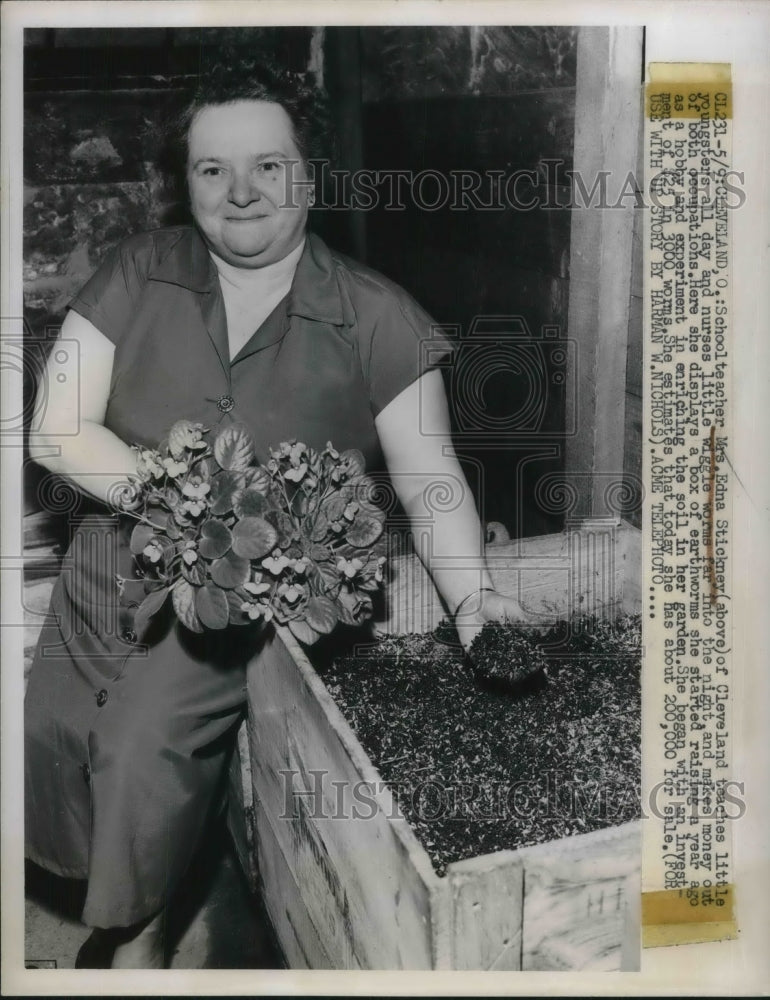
[{"x1": 2, "y1": 1, "x2": 768, "y2": 995}]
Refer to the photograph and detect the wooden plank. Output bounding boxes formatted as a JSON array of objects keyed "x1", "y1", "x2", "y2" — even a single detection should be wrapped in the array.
[
  {"x1": 447, "y1": 851, "x2": 524, "y2": 970},
  {"x1": 226, "y1": 721, "x2": 259, "y2": 895},
  {"x1": 379, "y1": 524, "x2": 639, "y2": 634},
  {"x1": 245, "y1": 628, "x2": 440, "y2": 969},
  {"x1": 619, "y1": 868, "x2": 642, "y2": 971},
  {"x1": 567, "y1": 521, "x2": 624, "y2": 617},
  {"x1": 623, "y1": 390, "x2": 644, "y2": 531},
  {"x1": 247, "y1": 628, "x2": 640, "y2": 971},
  {"x1": 517, "y1": 820, "x2": 640, "y2": 971},
  {"x1": 622, "y1": 156, "x2": 643, "y2": 536},
  {"x1": 564, "y1": 27, "x2": 644, "y2": 519},
  {"x1": 23, "y1": 510, "x2": 64, "y2": 549},
  {"x1": 619, "y1": 519, "x2": 642, "y2": 613},
  {"x1": 253, "y1": 796, "x2": 335, "y2": 970}
]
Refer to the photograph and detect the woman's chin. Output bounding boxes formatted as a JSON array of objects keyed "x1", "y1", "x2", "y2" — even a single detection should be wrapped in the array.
[
  {"x1": 211, "y1": 244, "x2": 273, "y2": 268},
  {"x1": 229, "y1": 248, "x2": 269, "y2": 264},
  {"x1": 223, "y1": 235, "x2": 271, "y2": 259},
  {"x1": 222, "y1": 237, "x2": 301, "y2": 268}
]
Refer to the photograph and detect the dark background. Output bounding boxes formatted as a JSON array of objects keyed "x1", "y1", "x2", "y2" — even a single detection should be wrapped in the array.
[{"x1": 23, "y1": 26, "x2": 588, "y2": 538}]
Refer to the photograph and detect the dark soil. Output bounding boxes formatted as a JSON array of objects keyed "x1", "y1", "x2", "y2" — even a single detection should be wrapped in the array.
[{"x1": 314, "y1": 615, "x2": 641, "y2": 876}]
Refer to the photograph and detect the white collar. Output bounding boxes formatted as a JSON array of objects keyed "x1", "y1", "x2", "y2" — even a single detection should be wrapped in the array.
[{"x1": 208, "y1": 238, "x2": 306, "y2": 294}]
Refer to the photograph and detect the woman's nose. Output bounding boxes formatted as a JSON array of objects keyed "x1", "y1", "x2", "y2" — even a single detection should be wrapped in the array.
[{"x1": 228, "y1": 171, "x2": 260, "y2": 206}]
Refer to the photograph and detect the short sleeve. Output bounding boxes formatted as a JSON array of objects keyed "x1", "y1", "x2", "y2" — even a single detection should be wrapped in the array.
[
  {"x1": 359, "y1": 286, "x2": 455, "y2": 416},
  {"x1": 68, "y1": 238, "x2": 149, "y2": 345}
]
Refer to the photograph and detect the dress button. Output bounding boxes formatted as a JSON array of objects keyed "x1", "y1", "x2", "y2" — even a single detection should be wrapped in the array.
[
  {"x1": 121, "y1": 627, "x2": 137, "y2": 644},
  {"x1": 217, "y1": 394, "x2": 235, "y2": 413},
  {"x1": 81, "y1": 763, "x2": 91, "y2": 785},
  {"x1": 95, "y1": 689, "x2": 108, "y2": 707}
]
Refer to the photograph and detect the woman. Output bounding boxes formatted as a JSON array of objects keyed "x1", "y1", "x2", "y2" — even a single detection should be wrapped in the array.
[{"x1": 25, "y1": 68, "x2": 525, "y2": 968}]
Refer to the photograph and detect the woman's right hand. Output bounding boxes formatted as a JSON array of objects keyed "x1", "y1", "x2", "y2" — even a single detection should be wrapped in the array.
[{"x1": 454, "y1": 588, "x2": 533, "y2": 655}]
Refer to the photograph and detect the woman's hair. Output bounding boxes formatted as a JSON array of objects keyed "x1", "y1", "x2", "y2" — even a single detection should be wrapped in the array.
[{"x1": 156, "y1": 54, "x2": 333, "y2": 208}]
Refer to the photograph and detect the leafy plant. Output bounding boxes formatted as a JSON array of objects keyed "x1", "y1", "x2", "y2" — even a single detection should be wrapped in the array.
[{"x1": 116, "y1": 420, "x2": 387, "y2": 645}]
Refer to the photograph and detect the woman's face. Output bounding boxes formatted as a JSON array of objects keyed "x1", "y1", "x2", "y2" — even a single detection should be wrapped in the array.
[{"x1": 187, "y1": 99, "x2": 312, "y2": 268}]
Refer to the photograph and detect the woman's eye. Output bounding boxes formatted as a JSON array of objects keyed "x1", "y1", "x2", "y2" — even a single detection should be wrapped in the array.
[
  {"x1": 201, "y1": 166, "x2": 224, "y2": 177},
  {"x1": 258, "y1": 161, "x2": 281, "y2": 174}
]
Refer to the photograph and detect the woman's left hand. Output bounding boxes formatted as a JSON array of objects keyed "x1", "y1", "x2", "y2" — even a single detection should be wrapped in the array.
[{"x1": 454, "y1": 589, "x2": 532, "y2": 655}]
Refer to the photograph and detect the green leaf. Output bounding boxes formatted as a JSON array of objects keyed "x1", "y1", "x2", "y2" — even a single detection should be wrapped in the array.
[
  {"x1": 321, "y1": 496, "x2": 347, "y2": 522},
  {"x1": 210, "y1": 549, "x2": 250, "y2": 588},
  {"x1": 285, "y1": 542, "x2": 304, "y2": 561},
  {"x1": 335, "y1": 597, "x2": 358, "y2": 626},
  {"x1": 317, "y1": 561, "x2": 341, "y2": 594},
  {"x1": 213, "y1": 422, "x2": 256, "y2": 471},
  {"x1": 225, "y1": 588, "x2": 250, "y2": 625},
  {"x1": 172, "y1": 579, "x2": 204, "y2": 633},
  {"x1": 304, "y1": 595, "x2": 339, "y2": 635},
  {"x1": 158, "y1": 534, "x2": 177, "y2": 556},
  {"x1": 168, "y1": 419, "x2": 197, "y2": 459},
  {"x1": 130, "y1": 523, "x2": 155, "y2": 555},
  {"x1": 310, "y1": 511, "x2": 330, "y2": 542},
  {"x1": 164, "y1": 486, "x2": 183, "y2": 508},
  {"x1": 243, "y1": 466, "x2": 272, "y2": 494},
  {"x1": 288, "y1": 616, "x2": 322, "y2": 646},
  {"x1": 232, "y1": 516, "x2": 279, "y2": 559},
  {"x1": 233, "y1": 487, "x2": 269, "y2": 518},
  {"x1": 369, "y1": 535, "x2": 390, "y2": 560},
  {"x1": 357, "y1": 593, "x2": 373, "y2": 619},
  {"x1": 340, "y1": 448, "x2": 366, "y2": 477},
  {"x1": 196, "y1": 455, "x2": 218, "y2": 478},
  {"x1": 181, "y1": 557, "x2": 206, "y2": 586},
  {"x1": 145, "y1": 507, "x2": 181, "y2": 538},
  {"x1": 134, "y1": 586, "x2": 169, "y2": 636},
  {"x1": 261, "y1": 508, "x2": 298, "y2": 547},
  {"x1": 309, "y1": 542, "x2": 332, "y2": 562},
  {"x1": 346, "y1": 511, "x2": 384, "y2": 548},
  {"x1": 337, "y1": 587, "x2": 372, "y2": 625},
  {"x1": 208, "y1": 471, "x2": 245, "y2": 515},
  {"x1": 195, "y1": 583, "x2": 229, "y2": 629},
  {"x1": 347, "y1": 474, "x2": 386, "y2": 513},
  {"x1": 198, "y1": 519, "x2": 232, "y2": 559},
  {"x1": 293, "y1": 492, "x2": 310, "y2": 517},
  {"x1": 163, "y1": 516, "x2": 183, "y2": 540}
]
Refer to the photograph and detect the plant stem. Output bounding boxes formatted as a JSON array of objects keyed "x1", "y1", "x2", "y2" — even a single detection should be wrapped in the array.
[{"x1": 120, "y1": 508, "x2": 171, "y2": 532}]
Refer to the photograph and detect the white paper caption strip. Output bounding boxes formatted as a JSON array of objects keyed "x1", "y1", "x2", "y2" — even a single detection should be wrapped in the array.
[{"x1": 642, "y1": 62, "x2": 738, "y2": 948}]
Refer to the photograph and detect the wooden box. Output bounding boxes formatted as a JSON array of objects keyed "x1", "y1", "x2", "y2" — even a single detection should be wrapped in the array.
[
  {"x1": 21, "y1": 514, "x2": 641, "y2": 970},
  {"x1": 229, "y1": 521, "x2": 642, "y2": 971}
]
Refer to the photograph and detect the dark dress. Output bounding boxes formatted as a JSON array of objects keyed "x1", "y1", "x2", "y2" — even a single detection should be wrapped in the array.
[{"x1": 24, "y1": 226, "x2": 453, "y2": 928}]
